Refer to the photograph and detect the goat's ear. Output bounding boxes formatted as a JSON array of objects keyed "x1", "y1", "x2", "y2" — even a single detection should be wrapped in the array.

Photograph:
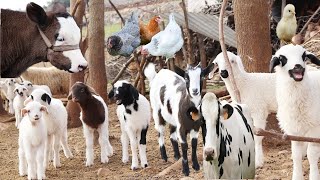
[
  {"x1": 13, "y1": 88, "x2": 18, "y2": 94},
  {"x1": 208, "y1": 63, "x2": 219, "y2": 79},
  {"x1": 40, "y1": 106, "x2": 48, "y2": 114},
  {"x1": 67, "y1": 92, "x2": 72, "y2": 101},
  {"x1": 201, "y1": 63, "x2": 215, "y2": 77},
  {"x1": 129, "y1": 84, "x2": 139, "y2": 100},
  {"x1": 222, "y1": 104, "x2": 233, "y2": 120},
  {"x1": 41, "y1": 93, "x2": 51, "y2": 105},
  {"x1": 24, "y1": 97, "x2": 32, "y2": 106},
  {"x1": 306, "y1": 51, "x2": 320, "y2": 66},
  {"x1": 21, "y1": 108, "x2": 28, "y2": 117},
  {"x1": 87, "y1": 86, "x2": 98, "y2": 96},
  {"x1": 108, "y1": 89, "x2": 114, "y2": 99},
  {"x1": 188, "y1": 106, "x2": 200, "y2": 121},
  {"x1": 269, "y1": 56, "x2": 281, "y2": 73},
  {"x1": 174, "y1": 65, "x2": 185, "y2": 78},
  {"x1": 26, "y1": 2, "x2": 49, "y2": 29}
]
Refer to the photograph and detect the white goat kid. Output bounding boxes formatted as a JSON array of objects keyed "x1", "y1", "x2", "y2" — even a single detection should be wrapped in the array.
[
  {"x1": 18, "y1": 101, "x2": 48, "y2": 180},
  {"x1": 209, "y1": 52, "x2": 277, "y2": 168},
  {"x1": 24, "y1": 89, "x2": 73, "y2": 169},
  {"x1": 270, "y1": 44, "x2": 320, "y2": 180},
  {"x1": 13, "y1": 85, "x2": 28, "y2": 129}
]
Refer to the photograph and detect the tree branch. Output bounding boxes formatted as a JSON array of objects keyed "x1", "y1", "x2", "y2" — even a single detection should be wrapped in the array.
[
  {"x1": 71, "y1": 0, "x2": 82, "y2": 16},
  {"x1": 255, "y1": 128, "x2": 320, "y2": 143},
  {"x1": 109, "y1": 0, "x2": 125, "y2": 26},
  {"x1": 219, "y1": 0, "x2": 241, "y2": 102},
  {"x1": 299, "y1": 5, "x2": 320, "y2": 34}
]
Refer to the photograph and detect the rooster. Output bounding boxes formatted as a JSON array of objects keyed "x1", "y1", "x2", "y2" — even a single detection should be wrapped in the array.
[
  {"x1": 141, "y1": 13, "x2": 184, "y2": 62},
  {"x1": 106, "y1": 12, "x2": 140, "y2": 57},
  {"x1": 139, "y1": 15, "x2": 162, "y2": 45}
]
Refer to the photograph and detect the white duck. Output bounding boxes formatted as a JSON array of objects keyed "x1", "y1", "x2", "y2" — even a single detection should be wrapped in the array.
[{"x1": 142, "y1": 13, "x2": 184, "y2": 62}]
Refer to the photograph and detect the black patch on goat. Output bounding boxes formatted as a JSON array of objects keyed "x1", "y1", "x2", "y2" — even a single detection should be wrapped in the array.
[
  {"x1": 124, "y1": 115, "x2": 126, "y2": 121},
  {"x1": 169, "y1": 125, "x2": 180, "y2": 160},
  {"x1": 248, "y1": 151, "x2": 251, "y2": 167},
  {"x1": 235, "y1": 107, "x2": 254, "y2": 139},
  {"x1": 237, "y1": 105, "x2": 242, "y2": 112},
  {"x1": 160, "y1": 85, "x2": 166, "y2": 105},
  {"x1": 191, "y1": 137, "x2": 200, "y2": 171},
  {"x1": 133, "y1": 101, "x2": 138, "y2": 111},
  {"x1": 219, "y1": 167, "x2": 224, "y2": 178},
  {"x1": 140, "y1": 126, "x2": 148, "y2": 145},
  {"x1": 125, "y1": 109, "x2": 131, "y2": 114},
  {"x1": 158, "y1": 110, "x2": 166, "y2": 126},
  {"x1": 166, "y1": 100, "x2": 172, "y2": 114},
  {"x1": 270, "y1": 55, "x2": 287, "y2": 72},
  {"x1": 238, "y1": 153, "x2": 241, "y2": 166},
  {"x1": 41, "y1": 93, "x2": 51, "y2": 105},
  {"x1": 216, "y1": 101, "x2": 221, "y2": 136},
  {"x1": 160, "y1": 145, "x2": 168, "y2": 162},
  {"x1": 244, "y1": 135, "x2": 246, "y2": 144},
  {"x1": 239, "y1": 148, "x2": 243, "y2": 162},
  {"x1": 115, "y1": 83, "x2": 139, "y2": 107},
  {"x1": 306, "y1": 52, "x2": 320, "y2": 65}
]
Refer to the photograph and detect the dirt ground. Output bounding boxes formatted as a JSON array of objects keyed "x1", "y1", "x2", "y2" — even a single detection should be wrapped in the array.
[{"x1": 0, "y1": 105, "x2": 314, "y2": 179}]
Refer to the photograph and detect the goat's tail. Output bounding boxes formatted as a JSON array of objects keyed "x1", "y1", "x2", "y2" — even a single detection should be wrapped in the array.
[{"x1": 144, "y1": 62, "x2": 157, "y2": 82}]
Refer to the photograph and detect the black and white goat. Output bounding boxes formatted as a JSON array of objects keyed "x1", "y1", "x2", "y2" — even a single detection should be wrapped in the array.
[
  {"x1": 201, "y1": 92, "x2": 255, "y2": 179},
  {"x1": 144, "y1": 63, "x2": 202, "y2": 176},
  {"x1": 68, "y1": 82, "x2": 113, "y2": 166},
  {"x1": 108, "y1": 80, "x2": 150, "y2": 170}
]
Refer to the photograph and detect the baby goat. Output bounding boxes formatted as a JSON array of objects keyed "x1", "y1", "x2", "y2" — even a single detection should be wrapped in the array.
[
  {"x1": 68, "y1": 82, "x2": 113, "y2": 166},
  {"x1": 18, "y1": 101, "x2": 48, "y2": 180},
  {"x1": 108, "y1": 80, "x2": 150, "y2": 170},
  {"x1": 145, "y1": 63, "x2": 202, "y2": 176},
  {"x1": 13, "y1": 85, "x2": 28, "y2": 129}
]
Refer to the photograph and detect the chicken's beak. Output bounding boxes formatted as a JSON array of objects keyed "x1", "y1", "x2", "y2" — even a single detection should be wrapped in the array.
[{"x1": 107, "y1": 39, "x2": 112, "y2": 48}]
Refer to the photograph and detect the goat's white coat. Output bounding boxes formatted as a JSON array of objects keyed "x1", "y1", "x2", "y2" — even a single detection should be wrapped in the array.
[
  {"x1": 202, "y1": 93, "x2": 255, "y2": 179},
  {"x1": 25, "y1": 89, "x2": 73, "y2": 169},
  {"x1": 273, "y1": 44, "x2": 320, "y2": 180},
  {"x1": 210, "y1": 52, "x2": 276, "y2": 168},
  {"x1": 80, "y1": 94, "x2": 113, "y2": 166},
  {"x1": 20, "y1": 80, "x2": 52, "y2": 96},
  {"x1": 18, "y1": 101, "x2": 47, "y2": 180}
]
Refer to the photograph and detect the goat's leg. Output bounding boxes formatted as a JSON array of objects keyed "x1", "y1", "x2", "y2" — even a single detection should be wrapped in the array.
[
  {"x1": 121, "y1": 130, "x2": 129, "y2": 163},
  {"x1": 307, "y1": 143, "x2": 320, "y2": 180},
  {"x1": 53, "y1": 134, "x2": 61, "y2": 168},
  {"x1": 8, "y1": 100, "x2": 14, "y2": 114},
  {"x1": 18, "y1": 146, "x2": 27, "y2": 176},
  {"x1": 179, "y1": 131, "x2": 190, "y2": 176},
  {"x1": 169, "y1": 125, "x2": 180, "y2": 160},
  {"x1": 60, "y1": 129, "x2": 73, "y2": 158},
  {"x1": 201, "y1": 118, "x2": 207, "y2": 145},
  {"x1": 138, "y1": 125, "x2": 148, "y2": 168},
  {"x1": 25, "y1": 148, "x2": 36, "y2": 180},
  {"x1": 291, "y1": 141, "x2": 304, "y2": 180},
  {"x1": 15, "y1": 110, "x2": 19, "y2": 128},
  {"x1": 127, "y1": 129, "x2": 139, "y2": 170},
  {"x1": 97, "y1": 123, "x2": 109, "y2": 164},
  {"x1": 44, "y1": 135, "x2": 53, "y2": 169},
  {"x1": 153, "y1": 110, "x2": 167, "y2": 161},
  {"x1": 252, "y1": 113, "x2": 267, "y2": 168},
  {"x1": 36, "y1": 143, "x2": 46, "y2": 180},
  {"x1": 83, "y1": 124, "x2": 94, "y2": 166},
  {"x1": 190, "y1": 129, "x2": 200, "y2": 171}
]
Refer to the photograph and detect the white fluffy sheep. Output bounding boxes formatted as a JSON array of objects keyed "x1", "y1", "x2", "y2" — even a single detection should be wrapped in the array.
[
  {"x1": 13, "y1": 85, "x2": 28, "y2": 129},
  {"x1": 270, "y1": 44, "x2": 320, "y2": 180},
  {"x1": 18, "y1": 101, "x2": 48, "y2": 180},
  {"x1": 4, "y1": 78, "x2": 18, "y2": 114},
  {"x1": 24, "y1": 89, "x2": 73, "y2": 169},
  {"x1": 209, "y1": 51, "x2": 276, "y2": 168},
  {"x1": 108, "y1": 80, "x2": 150, "y2": 170},
  {"x1": 21, "y1": 66, "x2": 69, "y2": 95}
]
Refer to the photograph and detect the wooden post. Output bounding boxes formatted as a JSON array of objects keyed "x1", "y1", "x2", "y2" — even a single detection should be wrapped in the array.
[
  {"x1": 220, "y1": 0, "x2": 241, "y2": 102},
  {"x1": 198, "y1": 33, "x2": 207, "y2": 93}
]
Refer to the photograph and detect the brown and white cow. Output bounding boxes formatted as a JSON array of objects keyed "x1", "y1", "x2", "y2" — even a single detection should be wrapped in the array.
[{"x1": 1, "y1": 2, "x2": 87, "y2": 77}]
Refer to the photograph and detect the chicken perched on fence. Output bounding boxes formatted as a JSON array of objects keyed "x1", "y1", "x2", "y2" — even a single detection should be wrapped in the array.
[
  {"x1": 141, "y1": 13, "x2": 183, "y2": 62},
  {"x1": 276, "y1": 4, "x2": 297, "y2": 43},
  {"x1": 139, "y1": 15, "x2": 162, "y2": 45},
  {"x1": 106, "y1": 12, "x2": 140, "y2": 57}
]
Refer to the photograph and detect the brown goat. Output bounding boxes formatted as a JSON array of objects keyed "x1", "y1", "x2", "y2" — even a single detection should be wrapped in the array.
[{"x1": 1, "y1": 2, "x2": 88, "y2": 77}]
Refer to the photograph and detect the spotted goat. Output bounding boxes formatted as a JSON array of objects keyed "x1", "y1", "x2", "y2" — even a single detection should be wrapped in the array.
[
  {"x1": 144, "y1": 63, "x2": 202, "y2": 176},
  {"x1": 201, "y1": 92, "x2": 255, "y2": 179},
  {"x1": 108, "y1": 80, "x2": 150, "y2": 170}
]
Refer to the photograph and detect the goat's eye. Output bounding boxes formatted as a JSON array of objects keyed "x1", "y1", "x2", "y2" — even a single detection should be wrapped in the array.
[
  {"x1": 57, "y1": 37, "x2": 64, "y2": 42},
  {"x1": 27, "y1": 110, "x2": 30, "y2": 113},
  {"x1": 81, "y1": 88, "x2": 85, "y2": 93}
]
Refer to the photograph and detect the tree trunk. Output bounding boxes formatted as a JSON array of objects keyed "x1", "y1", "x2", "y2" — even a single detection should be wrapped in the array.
[
  {"x1": 87, "y1": 0, "x2": 108, "y2": 102},
  {"x1": 67, "y1": 0, "x2": 86, "y2": 128},
  {"x1": 234, "y1": 0, "x2": 272, "y2": 72}
]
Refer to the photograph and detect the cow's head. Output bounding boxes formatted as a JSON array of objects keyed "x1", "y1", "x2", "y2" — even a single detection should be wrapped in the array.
[{"x1": 26, "y1": 2, "x2": 87, "y2": 73}]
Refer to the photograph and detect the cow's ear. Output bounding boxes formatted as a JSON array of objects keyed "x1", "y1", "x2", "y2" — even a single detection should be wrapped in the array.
[
  {"x1": 26, "y1": 2, "x2": 49, "y2": 29},
  {"x1": 222, "y1": 104, "x2": 233, "y2": 120}
]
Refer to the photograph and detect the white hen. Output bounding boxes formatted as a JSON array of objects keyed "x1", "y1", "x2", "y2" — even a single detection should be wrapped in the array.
[{"x1": 142, "y1": 13, "x2": 184, "y2": 62}]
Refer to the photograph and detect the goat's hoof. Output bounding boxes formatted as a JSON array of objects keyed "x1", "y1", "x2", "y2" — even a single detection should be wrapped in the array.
[
  {"x1": 54, "y1": 163, "x2": 61, "y2": 168},
  {"x1": 142, "y1": 163, "x2": 148, "y2": 168},
  {"x1": 101, "y1": 157, "x2": 109, "y2": 164},
  {"x1": 131, "y1": 166, "x2": 138, "y2": 171},
  {"x1": 122, "y1": 157, "x2": 129, "y2": 164},
  {"x1": 192, "y1": 163, "x2": 200, "y2": 171},
  {"x1": 182, "y1": 168, "x2": 190, "y2": 176},
  {"x1": 85, "y1": 161, "x2": 94, "y2": 167},
  {"x1": 174, "y1": 154, "x2": 181, "y2": 160}
]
